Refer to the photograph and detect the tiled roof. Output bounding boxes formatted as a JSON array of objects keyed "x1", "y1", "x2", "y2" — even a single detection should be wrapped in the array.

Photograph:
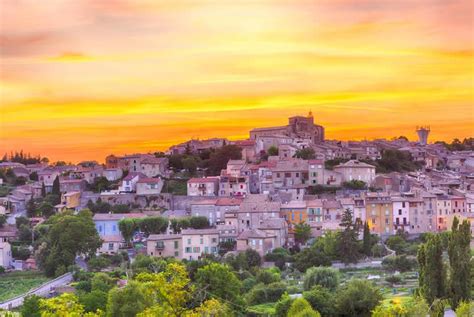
[
  {"x1": 237, "y1": 228, "x2": 275, "y2": 239},
  {"x1": 137, "y1": 178, "x2": 162, "y2": 184},
  {"x1": 334, "y1": 160, "x2": 375, "y2": 169},
  {"x1": 181, "y1": 228, "x2": 219, "y2": 235},
  {"x1": 188, "y1": 177, "x2": 219, "y2": 184},
  {"x1": 148, "y1": 234, "x2": 182, "y2": 240},
  {"x1": 93, "y1": 213, "x2": 147, "y2": 221},
  {"x1": 216, "y1": 197, "x2": 243, "y2": 206},
  {"x1": 141, "y1": 157, "x2": 167, "y2": 165}
]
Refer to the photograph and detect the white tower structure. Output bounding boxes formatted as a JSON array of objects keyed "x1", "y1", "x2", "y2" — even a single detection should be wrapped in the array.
[{"x1": 416, "y1": 126, "x2": 430, "y2": 146}]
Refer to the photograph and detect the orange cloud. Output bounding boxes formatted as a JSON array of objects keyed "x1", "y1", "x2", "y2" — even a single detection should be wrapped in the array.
[{"x1": 0, "y1": 0, "x2": 472, "y2": 162}]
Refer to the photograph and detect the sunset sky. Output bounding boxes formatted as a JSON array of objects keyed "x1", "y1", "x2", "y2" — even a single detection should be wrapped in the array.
[{"x1": 1, "y1": 0, "x2": 473, "y2": 163}]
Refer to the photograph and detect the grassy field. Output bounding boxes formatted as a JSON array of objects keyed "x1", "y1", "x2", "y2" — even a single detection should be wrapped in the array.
[{"x1": 0, "y1": 271, "x2": 49, "y2": 302}]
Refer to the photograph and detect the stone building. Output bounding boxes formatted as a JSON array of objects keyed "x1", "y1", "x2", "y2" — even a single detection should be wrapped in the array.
[{"x1": 250, "y1": 112, "x2": 325, "y2": 144}]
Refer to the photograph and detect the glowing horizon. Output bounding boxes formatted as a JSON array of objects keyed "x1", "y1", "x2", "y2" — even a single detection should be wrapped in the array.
[{"x1": 1, "y1": 0, "x2": 473, "y2": 163}]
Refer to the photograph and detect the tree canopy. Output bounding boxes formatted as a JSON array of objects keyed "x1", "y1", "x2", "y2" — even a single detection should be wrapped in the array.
[{"x1": 37, "y1": 210, "x2": 102, "y2": 277}]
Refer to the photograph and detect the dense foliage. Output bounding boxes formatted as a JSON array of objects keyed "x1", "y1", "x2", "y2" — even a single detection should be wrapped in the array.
[{"x1": 36, "y1": 210, "x2": 102, "y2": 277}]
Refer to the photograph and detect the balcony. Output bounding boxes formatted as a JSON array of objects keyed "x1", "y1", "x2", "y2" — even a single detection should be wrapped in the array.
[{"x1": 155, "y1": 242, "x2": 165, "y2": 250}]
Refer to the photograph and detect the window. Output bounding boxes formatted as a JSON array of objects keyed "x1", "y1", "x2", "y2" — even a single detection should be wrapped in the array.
[
  {"x1": 187, "y1": 238, "x2": 191, "y2": 245},
  {"x1": 398, "y1": 209, "x2": 402, "y2": 215},
  {"x1": 211, "y1": 247, "x2": 217, "y2": 253},
  {"x1": 200, "y1": 238, "x2": 203, "y2": 244},
  {"x1": 174, "y1": 251, "x2": 179, "y2": 257},
  {"x1": 204, "y1": 247, "x2": 209, "y2": 253},
  {"x1": 193, "y1": 247, "x2": 200, "y2": 253},
  {"x1": 285, "y1": 172, "x2": 291, "y2": 178},
  {"x1": 185, "y1": 247, "x2": 192, "y2": 253},
  {"x1": 212, "y1": 238, "x2": 217, "y2": 243},
  {"x1": 174, "y1": 241, "x2": 179, "y2": 249},
  {"x1": 108, "y1": 243, "x2": 114, "y2": 251}
]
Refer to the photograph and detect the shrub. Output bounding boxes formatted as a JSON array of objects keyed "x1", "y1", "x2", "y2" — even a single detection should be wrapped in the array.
[
  {"x1": 246, "y1": 282, "x2": 287, "y2": 305},
  {"x1": 287, "y1": 298, "x2": 321, "y2": 317},
  {"x1": 256, "y1": 269, "x2": 280, "y2": 285},
  {"x1": 382, "y1": 255, "x2": 416, "y2": 272},
  {"x1": 87, "y1": 256, "x2": 111, "y2": 272},
  {"x1": 385, "y1": 275, "x2": 402, "y2": 285},
  {"x1": 275, "y1": 292, "x2": 293, "y2": 317},
  {"x1": 335, "y1": 279, "x2": 382, "y2": 317},
  {"x1": 303, "y1": 267, "x2": 339, "y2": 291}
]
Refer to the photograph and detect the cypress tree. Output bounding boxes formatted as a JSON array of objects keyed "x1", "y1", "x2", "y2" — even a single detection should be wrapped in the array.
[
  {"x1": 418, "y1": 234, "x2": 446, "y2": 304},
  {"x1": 41, "y1": 182, "x2": 46, "y2": 198},
  {"x1": 448, "y1": 217, "x2": 471, "y2": 309},
  {"x1": 362, "y1": 222, "x2": 371, "y2": 256},
  {"x1": 337, "y1": 208, "x2": 360, "y2": 264},
  {"x1": 52, "y1": 176, "x2": 60, "y2": 196}
]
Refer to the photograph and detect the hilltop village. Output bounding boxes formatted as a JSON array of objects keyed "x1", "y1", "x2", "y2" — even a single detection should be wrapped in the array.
[{"x1": 0, "y1": 114, "x2": 473, "y2": 316}]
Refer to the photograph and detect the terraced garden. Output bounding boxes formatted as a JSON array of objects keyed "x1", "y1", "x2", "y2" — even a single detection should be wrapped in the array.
[{"x1": 0, "y1": 271, "x2": 49, "y2": 302}]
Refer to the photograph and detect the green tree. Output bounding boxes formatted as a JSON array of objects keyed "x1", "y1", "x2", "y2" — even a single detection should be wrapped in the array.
[
  {"x1": 170, "y1": 218, "x2": 190, "y2": 233},
  {"x1": 21, "y1": 295, "x2": 42, "y2": 317},
  {"x1": 256, "y1": 268, "x2": 281, "y2": 284},
  {"x1": 38, "y1": 201, "x2": 55, "y2": 218},
  {"x1": 118, "y1": 218, "x2": 139, "y2": 245},
  {"x1": 294, "y1": 222, "x2": 312, "y2": 245},
  {"x1": 41, "y1": 182, "x2": 46, "y2": 198},
  {"x1": 337, "y1": 208, "x2": 360, "y2": 264},
  {"x1": 303, "y1": 267, "x2": 339, "y2": 291},
  {"x1": 195, "y1": 262, "x2": 243, "y2": 306},
  {"x1": 342, "y1": 180, "x2": 366, "y2": 190},
  {"x1": 80, "y1": 290, "x2": 108, "y2": 313},
  {"x1": 189, "y1": 216, "x2": 209, "y2": 229},
  {"x1": 362, "y1": 222, "x2": 371, "y2": 256},
  {"x1": 293, "y1": 234, "x2": 337, "y2": 272},
  {"x1": 39, "y1": 293, "x2": 101, "y2": 316},
  {"x1": 89, "y1": 177, "x2": 111, "y2": 193},
  {"x1": 267, "y1": 146, "x2": 279, "y2": 156},
  {"x1": 0, "y1": 214, "x2": 6, "y2": 228},
  {"x1": 52, "y1": 175, "x2": 61, "y2": 196},
  {"x1": 417, "y1": 234, "x2": 446, "y2": 304},
  {"x1": 106, "y1": 281, "x2": 152, "y2": 317},
  {"x1": 29, "y1": 171, "x2": 39, "y2": 181},
  {"x1": 303, "y1": 286, "x2": 336, "y2": 317},
  {"x1": 182, "y1": 157, "x2": 198, "y2": 175},
  {"x1": 111, "y1": 204, "x2": 130, "y2": 213},
  {"x1": 294, "y1": 148, "x2": 316, "y2": 160},
  {"x1": 447, "y1": 217, "x2": 471, "y2": 309},
  {"x1": 372, "y1": 297, "x2": 429, "y2": 317},
  {"x1": 287, "y1": 298, "x2": 321, "y2": 317},
  {"x1": 335, "y1": 279, "x2": 382, "y2": 317},
  {"x1": 91, "y1": 273, "x2": 116, "y2": 292},
  {"x1": 246, "y1": 282, "x2": 287, "y2": 305},
  {"x1": 245, "y1": 248, "x2": 262, "y2": 268},
  {"x1": 138, "y1": 217, "x2": 168, "y2": 236},
  {"x1": 275, "y1": 292, "x2": 293, "y2": 317},
  {"x1": 36, "y1": 210, "x2": 102, "y2": 277},
  {"x1": 133, "y1": 262, "x2": 230, "y2": 316},
  {"x1": 386, "y1": 234, "x2": 408, "y2": 255},
  {"x1": 456, "y1": 301, "x2": 474, "y2": 317},
  {"x1": 207, "y1": 145, "x2": 242, "y2": 175}
]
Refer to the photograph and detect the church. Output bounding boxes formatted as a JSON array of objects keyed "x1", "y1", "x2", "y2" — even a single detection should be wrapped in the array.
[{"x1": 249, "y1": 112, "x2": 325, "y2": 144}]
